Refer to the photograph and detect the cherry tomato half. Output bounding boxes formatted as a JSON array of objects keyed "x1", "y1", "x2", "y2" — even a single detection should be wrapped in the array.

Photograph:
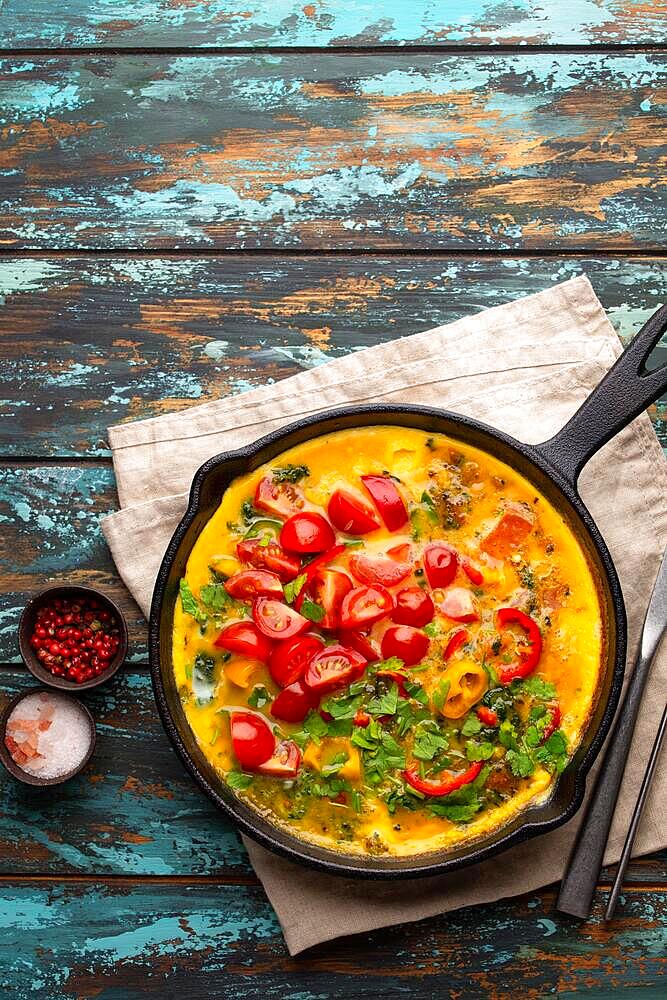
[
  {"x1": 214, "y1": 621, "x2": 273, "y2": 663},
  {"x1": 338, "y1": 629, "x2": 380, "y2": 662},
  {"x1": 381, "y1": 625, "x2": 430, "y2": 666},
  {"x1": 237, "y1": 537, "x2": 301, "y2": 582},
  {"x1": 279, "y1": 512, "x2": 336, "y2": 554},
  {"x1": 270, "y1": 679, "x2": 319, "y2": 723},
  {"x1": 308, "y1": 568, "x2": 352, "y2": 629},
  {"x1": 328, "y1": 489, "x2": 380, "y2": 535},
  {"x1": 269, "y1": 634, "x2": 324, "y2": 688},
  {"x1": 361, "y1": 475, "x2": 409, "y2": 531},
  {"x1": 438, "y1": 586, "x2": 479, "y2": 623},
  {"x1": 424, "y1": 542, "x2": 458, "y2": 589},
  {"x1": 339, "y1": 584, "x2": 394, "y2": 630},
  {"x1": 252, "y1": 598, "x2": 309, "y2": 640},
  {"x1": 462, "y1": 558, "x2": 484, "y2": 586},
  {"x1": 304, "y1": 644, "x2": 367, "y2": 694},
  {"x1": 230, "y1": 711, "x2": 275, "y2": 769},
  {"x1": 256, "y1": 739, "x2": 301, "y2": 778},
  {"x1": 392, "y1": 587, "x2": 435, "y2": 627},
  {"x1": 254, "y1": 475, "x2": 305, "y2": 519},
  {"x1": 349, "y1": 553, "x2": 412, "y2": 588},
  {"x1": 224, "y1": 569, "x2": 283, "y2": 601}
]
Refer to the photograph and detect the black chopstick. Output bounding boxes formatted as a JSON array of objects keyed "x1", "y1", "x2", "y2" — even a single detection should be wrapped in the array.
[
  {"x1": 556, "y1": 548, "x2": 667, "y2": 919},
  {"x1": 604, "y1": 701, "x2": 667, "y2": 919}
]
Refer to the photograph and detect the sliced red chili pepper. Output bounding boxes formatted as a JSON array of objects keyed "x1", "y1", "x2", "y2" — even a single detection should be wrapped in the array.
[
  {"x1": 495, "y1": 607, "x2": 543, "y2": 684},
  {"x1": 476, "y1": 705, "x2": 498, "y2": 727},
  {"x1": 462, "y1": 558, "x2": 484, "y2": 586},
  {"x1": 540, "y1": 704, "x2": 561, "y2": 743},
  {"x1": 444, "y1": 627, "x2": 469, "y2": 660},
  {"x1": 361, "y1": 475, "x2": 409, "y2": 531},
  {"x1": 403, "y1": 761, "x2": 483, "y2": 797},
  {"x1": 353, "y1": 709, "x2": 371, "y2": 728}
]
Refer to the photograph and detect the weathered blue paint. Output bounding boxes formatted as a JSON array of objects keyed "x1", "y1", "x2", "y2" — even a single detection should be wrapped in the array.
[
  {"x1": 0, "y1": 669, "x2": 251, "y2": 875},
  {"x1": 0, "y1": 256, "x2": 665, "y2": 458},
  {"x1": 0, "y1": 881, "x2": 665, "y2": 999},
  {"x1": 0, "y1": 466, "x2": 147, "y2": 660},
  {"x1": 1, "y1": 0, "x2": 664, "y2": 48},
  {"x1": 1, "y1": 54, "x2": 664, "y2": 249}
]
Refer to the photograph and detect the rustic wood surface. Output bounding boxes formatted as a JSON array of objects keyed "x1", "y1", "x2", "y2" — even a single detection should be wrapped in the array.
[
  {"x1": 3, "y1": 0, "x2": 667, "y2": 49},
  {"x1": 1, "y1": 3, "x2": 666, "y2": 997},
  {"x1": 2, "y1": 54, "x2": 666, "y2": 250}
]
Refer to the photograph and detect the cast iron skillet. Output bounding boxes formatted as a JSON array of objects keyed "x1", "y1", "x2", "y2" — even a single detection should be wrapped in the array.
[{"x1": 150, "y1": 304, "x2": 667, "y2": 879}]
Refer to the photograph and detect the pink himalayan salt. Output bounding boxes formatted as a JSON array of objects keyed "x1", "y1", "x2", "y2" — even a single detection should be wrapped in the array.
[{"x1": 5, "y1": 691, "x2": 91, "y2": 778}]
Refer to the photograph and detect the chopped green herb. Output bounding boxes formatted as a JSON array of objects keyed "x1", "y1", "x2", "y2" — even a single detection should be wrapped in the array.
[
  {"x1": 283, "y1": 572, "x2": 307, "y2": 605},
  {"x1": 271, "y1": 464, "x2": 309, "y2": 484},
  {"x1": 247, "y1": 685, "x2": 270, "y2": 709},
  {"x1": 179, "y1": 578, "x2": 207, "y2": 627},
  {"x1": 432, "y1": 678, "x2": 451, "y2": 713},
  {"x1": 519, "y1": 676, "x2": 557, "y2": 700},
  {"x1": 461, "y1": 714, "x2": 482, "y2": 737},
  {"x1": 227, "y1": 771, "x2": 253, "y2": 790},
  {"x1": 413, "y1": 725, "x2": 449, "y2": 761},
  {"x1": 506, "y1": 749, "x2": 535, "y2": 778},
  {"x1": 301, "y1": 598, "x2": 326, "y2": 623},
  {"x1": 465, "y1": 740, "x2": 495, "y2": 761}
]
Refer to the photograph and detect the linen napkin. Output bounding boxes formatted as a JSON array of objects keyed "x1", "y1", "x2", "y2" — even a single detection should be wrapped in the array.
[{"x1": 102, "y1": 275, "x2": 667, "y2": 954}]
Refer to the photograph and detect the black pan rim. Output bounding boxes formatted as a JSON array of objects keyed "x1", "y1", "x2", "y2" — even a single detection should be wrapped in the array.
[{"x1": 149, "y1": 403, "x2": 626, "y2": 879}]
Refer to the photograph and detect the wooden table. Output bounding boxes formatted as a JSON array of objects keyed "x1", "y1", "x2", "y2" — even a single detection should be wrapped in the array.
[{"x1": 1, "y1": 3, "x2": 666, "y2": 996}]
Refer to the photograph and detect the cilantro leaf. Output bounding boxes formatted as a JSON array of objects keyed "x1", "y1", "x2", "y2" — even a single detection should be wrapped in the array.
[
  {"x1": 283, "y1": 573, "x2": 307, "y2": 605},
  {"x1": 321, "y1": 751, "x2": 348, "y2": 777},
  {"x1": 226, "y1": 771, "x2": 253, "y2": 790},
  {"x1": 520, "y1": 676, "x2": 557, "y2": 700},
  {"x1": 368, "y1": 682, "x2": 400, "y2": 718},
  {"x1": 465, "y1": 740, "x2": 495, "y2": 762},
  {"x1": 247, "y1": 685, "x2": 270, "y2": 709},
  {"x1": 179, "y1": 578, "x2": 207, "y2": 626},
  {"x1": 506, "y1": 749, "x2": 535, "y2": 778},
  {"x1": 271, "y1": 464, "x2": 309, "y2": 484},
  {"x1": 293, "y1": 710, "x2": 329, "y2": 748},
  {"x1": 301, "y1": 598, "x2": 325, "y2": 623},
  {"x1": 432, "y1": 678, "x2": 451, "y2": 713},
  {"x1": 461, "y1": 714, "x2": 482, "y2": 737},
  {"x1": 199, "y1": 582, "x2": 234, "y2": 613},
  {"x1": 413, "y1": 726, "x2": 449, "y2": 761}
]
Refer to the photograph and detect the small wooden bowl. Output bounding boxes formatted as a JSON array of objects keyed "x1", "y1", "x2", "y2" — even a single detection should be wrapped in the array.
[
  {"x1": 18, "y1": 585, "x2": 128, "y2": 692},
  {"x1": 0, "y1": 687, "x2": 96, "y2": 786}
]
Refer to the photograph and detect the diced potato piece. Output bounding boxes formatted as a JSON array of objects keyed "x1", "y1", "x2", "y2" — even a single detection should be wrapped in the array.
[
  {"x1": 480, "y1": 501, "x2": 534, "y2": 558},
  {"x1": 209, "y1": 554, "x2": 241, "y2": 577},
  {"x1": 224, "y1": 657, "x2": 261, "y2": 688},
  {"x1": 303, "y1": 738, "x2": 362, "y2": 782}
]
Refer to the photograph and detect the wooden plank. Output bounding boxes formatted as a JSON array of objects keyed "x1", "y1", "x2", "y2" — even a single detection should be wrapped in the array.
[
  {"x1": 0, "y1": 669, "x2": 249, "y2": 876},
  {"x1": 3, "y1": 1, "x2": 666, "y2": 50},
  {"x1": 1, "y1": 54, "x2": 665, "y2": 250},
  {"x1": 0, "y1": 668, "x2": 664, "y2": 881},
  {"x1": 1, "y1": 256, "x2": 665, "y2": 459},
  {"x1": 0, "y1": 464, "x2": 146, "y2": 660},
  {"x1": 1, "y1": 878, "x2": 665, "y2": 997}
]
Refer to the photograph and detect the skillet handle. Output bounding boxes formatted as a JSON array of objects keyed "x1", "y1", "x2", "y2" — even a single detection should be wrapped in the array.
[{"x1": 535, "y1": 303, "x2": 667, "y2": 487}]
